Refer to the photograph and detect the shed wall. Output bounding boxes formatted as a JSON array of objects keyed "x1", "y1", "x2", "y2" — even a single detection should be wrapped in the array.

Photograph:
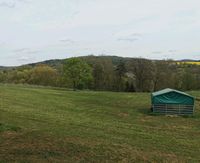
[{"x1": 152, "y1": 104, "x2": 194, "y2": 115}]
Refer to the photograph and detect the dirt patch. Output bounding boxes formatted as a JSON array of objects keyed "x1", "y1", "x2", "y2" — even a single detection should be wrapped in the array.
[
  {"x1": 1, "y1": 131, "x2": 21, "y2": 139},
  {"x1": 0, "y1": 131, "x2": 188, "y2": 162}
]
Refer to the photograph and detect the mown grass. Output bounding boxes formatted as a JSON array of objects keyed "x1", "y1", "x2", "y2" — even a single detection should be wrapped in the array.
[{"x1": 0, "y1": 84, "x2": 200, "y2": 162}]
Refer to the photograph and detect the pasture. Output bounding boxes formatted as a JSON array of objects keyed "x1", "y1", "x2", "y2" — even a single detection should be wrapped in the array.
[{"x1": 0, "y1": 84, "x2": 200, "y2": 162}]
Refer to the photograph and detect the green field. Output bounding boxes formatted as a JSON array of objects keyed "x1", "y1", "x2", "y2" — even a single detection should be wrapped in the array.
[{"x1": 1, "y1": 85, "x2": 200, "y2": 162}]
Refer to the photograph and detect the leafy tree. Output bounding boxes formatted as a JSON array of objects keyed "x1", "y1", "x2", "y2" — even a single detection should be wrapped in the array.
[
  {"x1": 127, "y1": 58, "x2": 155, "y2": 92},
  {"x1": 115, "y1": 60, "x2": 127, "y2": 91},
  {"x1": 153, "y1": 60, "x2": 174, "y2": 91},
  {"x1": 181, "y1": 68, "x2": 196, "y2": 91},
  {"x1": 92, "y1": 58, "x2": 114, "y2": 90},
  {"x1": 0, "y1": 71, "x2": 6, "y2": 83},
  {"x1": 29, "y1": 65, "x2": 58, "y2": 86},
  {"x1": 63, "y1": 58, "x2": 93, "y2": 90}
]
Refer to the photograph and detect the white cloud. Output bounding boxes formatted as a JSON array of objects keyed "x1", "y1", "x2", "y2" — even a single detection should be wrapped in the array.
[{"x1": 0, "y1": 0, "x2": 30, "y2": 8}]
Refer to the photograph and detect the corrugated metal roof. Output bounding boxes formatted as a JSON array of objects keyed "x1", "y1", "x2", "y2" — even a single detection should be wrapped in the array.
[{"x1": 152, "y1": 88, "x2": 194, "y2": 98}]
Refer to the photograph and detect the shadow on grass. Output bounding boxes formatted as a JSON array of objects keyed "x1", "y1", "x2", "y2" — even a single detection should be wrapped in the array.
[
  {"x1": 0, "y1": 123, "x2": 21, "y2": 132},
  {"x1": 137, "y1": 107, "x2": 153, "y2": 116}
]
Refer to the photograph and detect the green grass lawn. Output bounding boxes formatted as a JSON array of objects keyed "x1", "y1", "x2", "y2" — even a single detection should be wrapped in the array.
[{"x1": 1, "y1": 84, "x2": 200, "y2": 162}]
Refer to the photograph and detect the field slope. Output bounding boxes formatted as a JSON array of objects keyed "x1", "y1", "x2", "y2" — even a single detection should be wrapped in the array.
[{"x1": 0, "y1": 85, "x2": 200, "y2": 162}]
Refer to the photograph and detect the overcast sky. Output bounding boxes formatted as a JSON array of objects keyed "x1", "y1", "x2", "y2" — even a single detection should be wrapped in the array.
[{"x1": 0, "y1": 0, "x2": 200, "y2": 66}]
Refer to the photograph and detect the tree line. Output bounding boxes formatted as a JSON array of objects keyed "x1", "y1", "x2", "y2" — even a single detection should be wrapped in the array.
[{"x1": 0, "y1": 56, "x2": 200, "y2": 92}]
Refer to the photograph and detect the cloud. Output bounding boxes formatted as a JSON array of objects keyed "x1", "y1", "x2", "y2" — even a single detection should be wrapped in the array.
[
  {"x1": 17, "y1": 55, "x2": 36, "y2": 64},
  {"x1": 17, "y1": 0, "x2": 30, "y2": 3},
  {"x1": 14, "y1": 48, "x2": 37, "y2": 63},
  {"x1": 130, "y1": 33, "x2": 143, "y2": 37},
  {"x1": 18, "y1": 55, "x2": 31, "y2": 61},
  {"x1": 59, "y1": 39, "x2": 75, "y2": 44},
  {"x1": 117, "y1": 38, "x2": 139, "y2": 42},
  {"x1": 152, "y1": 51, "x2": 163, "y2": 54},
  {"x1": 117, "y1": 33, "x2": 143, "y2": 42},
  {"x1": 0, "y1": 42, "x2": 6, "y2": 47},
  {"x1": 152, "y1": 50, "x2": 178, "y2": 55},
  {"x1": 0, "y1": 0, "x2": 30, "y2": 8},
  {"x1": 0, "y1": 1, "x2": 15, "y2": 8},
  {"x1": 13, "y1": 48, "x2": 41, "y2": 54},
  {"x1": 26, "y1": 50, "x2": 40, "y2": 54},
  {"x1": 168, "y1": 50, "x2": 178, "y2": 53},
  {"x1": 71, "y1": 11, "x2": 80, "y2": 17},
  {"x1": 13, "y1": 48, "x2": 29, "y2": 53}
]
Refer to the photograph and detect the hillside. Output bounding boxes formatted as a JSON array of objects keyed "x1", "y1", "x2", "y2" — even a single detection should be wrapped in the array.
[
  {"x1": 0, "y1": 66, "x2": 15, "y2": 70},
  {"x1": 0, "y1": 55, "x2": 170, "y2": 70},
  {"x1": 0, "y1": 56, "x2": 127, "y2": 70},
  {"x1": 1, "y1": 56, "x2": 199, "y2": 70},
  {"x1": 1, "y1": 84, "x2": 200, "y2": 162}
]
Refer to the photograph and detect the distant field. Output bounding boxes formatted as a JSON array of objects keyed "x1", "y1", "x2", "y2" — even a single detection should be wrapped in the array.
[
  {"x1": 1, "y1": 85, "x2": 200, "y2": 162},
  {"x1": 177, "y1": 61, "x2": 200, "y2": 65}
]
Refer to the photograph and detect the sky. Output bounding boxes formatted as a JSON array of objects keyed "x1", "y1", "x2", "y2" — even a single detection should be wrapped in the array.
[{"x1": 0, "y1": 0, "x2": 200, "y2": 66}]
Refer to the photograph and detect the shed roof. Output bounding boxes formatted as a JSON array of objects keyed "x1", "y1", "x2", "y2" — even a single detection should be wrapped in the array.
[{"x1": 152, "y1": 88, "x2": 194, "y2": 98}]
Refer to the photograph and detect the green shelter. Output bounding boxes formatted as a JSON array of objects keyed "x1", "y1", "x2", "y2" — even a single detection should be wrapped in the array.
[{"x1": 151, "y1": 88, "x2": 195, "y2": 115}]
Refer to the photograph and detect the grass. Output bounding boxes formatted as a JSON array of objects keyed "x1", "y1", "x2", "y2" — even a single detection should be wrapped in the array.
[{"x1": 0, "y1": 84, "x2": 200, "y2": 162}]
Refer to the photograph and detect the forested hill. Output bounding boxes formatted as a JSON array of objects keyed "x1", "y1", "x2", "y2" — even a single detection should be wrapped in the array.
[
  {"x1": 28, "y1": 56, "x2": 199, "y2": 68},
  {"x1": 0, "y1": 56, "x2": 199, "y2": 70},
  {"x1": 0, "y1": 55, "x2": 200, "y2": 92},
  {"x1": 29, "y1": 56, "x2": 131, "y2": 70},
  {"x1": 0, "y1": 56, "x2": 139, "y2": 70},
  {"x1": 0, "y1": 66, "x2": 15, "y2": 70}
]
